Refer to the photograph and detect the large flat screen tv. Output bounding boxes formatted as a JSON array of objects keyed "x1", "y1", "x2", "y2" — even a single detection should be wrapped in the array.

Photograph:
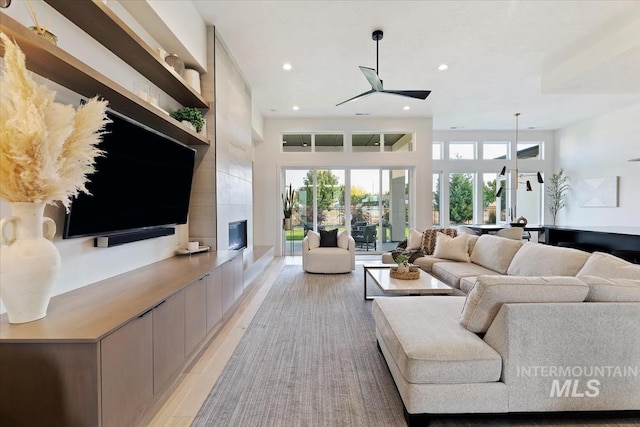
[{"x1": 63, "y1": 109, "x2": 196, "y2": 239}]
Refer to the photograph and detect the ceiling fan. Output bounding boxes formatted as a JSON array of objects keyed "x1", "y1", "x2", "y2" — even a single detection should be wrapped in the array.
[{"x1": 336, "y1": 30, "x2": 431, "y2": 106}]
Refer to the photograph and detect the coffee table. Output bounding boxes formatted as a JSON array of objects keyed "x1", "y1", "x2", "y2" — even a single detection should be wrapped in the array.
[{"x1": 363, "y1": 263, "x2": 453, "y2": 300}]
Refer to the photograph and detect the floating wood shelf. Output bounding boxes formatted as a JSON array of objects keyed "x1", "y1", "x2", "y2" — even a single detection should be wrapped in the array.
[
  {"x1": 44, "y1": 0, "x2": 208, "y2": 109},
  {"x1": 0, "y1": 12, "x2": 210, "y2": 146}
]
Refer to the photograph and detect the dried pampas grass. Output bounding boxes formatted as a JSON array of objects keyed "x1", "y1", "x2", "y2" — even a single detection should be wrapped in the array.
[{"x1": 0, "y1": 32, "x2": 110, "y2": 210}]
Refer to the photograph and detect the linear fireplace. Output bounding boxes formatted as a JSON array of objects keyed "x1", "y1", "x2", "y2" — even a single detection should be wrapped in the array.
[{"x1": 229, "y1": 220, "x2": 247, "y2": 250}]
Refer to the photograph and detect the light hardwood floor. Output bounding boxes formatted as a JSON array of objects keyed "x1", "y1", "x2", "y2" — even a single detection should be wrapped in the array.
[{"x1": 147, "y1": 256, "x2": 288, "y2": 426}]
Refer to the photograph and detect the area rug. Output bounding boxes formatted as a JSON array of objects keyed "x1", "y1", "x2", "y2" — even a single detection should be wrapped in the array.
[{"x1": 191, "y1": 265, "x2": 406, "y2": 427}]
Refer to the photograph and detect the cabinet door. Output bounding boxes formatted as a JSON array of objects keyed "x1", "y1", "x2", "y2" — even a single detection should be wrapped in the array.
[
  {"x1": 233, "y1": 253, "x2": 244, "y2": 295},
  {"x1": 153, "y1": 292, "x2": 185, "y2": 394},
  {"x1": 101, "y1": 311, "x2": 153, "y2": 427},
  {"x1": 222, "y1": 261, "x2": 235, "y2": 315},
  {"x1": 206, "y1": 268, "x2": 223, "y2": 332},
  {"x1": 184, "y1": 279, "x2": 207, "y2": 358}
]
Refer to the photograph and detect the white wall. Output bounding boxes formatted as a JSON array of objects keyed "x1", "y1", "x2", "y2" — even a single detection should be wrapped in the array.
[
  {"x1": 0, "y1": 1, "x2": 199, "y2": 312},
  {"x1": 254, "y1": 117, "x2": 433, "y2": 255},
  {"x1": 554, "y1": 102, "x2": 640, "y2": 226}
]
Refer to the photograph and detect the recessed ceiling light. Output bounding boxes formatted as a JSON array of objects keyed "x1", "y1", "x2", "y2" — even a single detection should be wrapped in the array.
[
  {"x1": 403, "y1": 106, "x2": 410, "y2": 111},
  {"x1": 438, "y1": 64, "x2": 449, "y2": 71},
  {"x1": 282, "y1": 63, "x2": 292, "y2": 71},
  {"x1": 450, "y1": 126, "x2": 457, "y2": 129},
  {"x1": 528, "y1": 126, "x2": 536, "y2": 129},
  {"x1": 292, "y1": 105, "x2": 299, "y2": 111}
]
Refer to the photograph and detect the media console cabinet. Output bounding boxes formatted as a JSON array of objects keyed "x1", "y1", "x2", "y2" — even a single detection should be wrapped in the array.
[{"x1": 0, "y1": 250, "x2": 247, "y2": 427}]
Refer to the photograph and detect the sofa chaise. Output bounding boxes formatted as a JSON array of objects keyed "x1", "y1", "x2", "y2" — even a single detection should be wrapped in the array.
[{"x1": 374, "y1": 230, "x2": 640, "y2": 425}]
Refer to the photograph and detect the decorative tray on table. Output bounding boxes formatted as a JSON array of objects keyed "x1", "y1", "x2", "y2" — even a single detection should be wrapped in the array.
[{"x1": 390, "y1": 266, "x2": 421, "y2": 280}]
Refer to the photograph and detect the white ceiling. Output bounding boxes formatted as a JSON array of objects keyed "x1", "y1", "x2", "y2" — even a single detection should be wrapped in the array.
[{"x1": 192, "y1": 0, "x2": 640, "y2": 130}]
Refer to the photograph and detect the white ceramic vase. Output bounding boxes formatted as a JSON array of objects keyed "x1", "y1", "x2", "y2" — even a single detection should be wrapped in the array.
[{"x1": 0, "y1": 202, "x2": 61, "y2": 324}]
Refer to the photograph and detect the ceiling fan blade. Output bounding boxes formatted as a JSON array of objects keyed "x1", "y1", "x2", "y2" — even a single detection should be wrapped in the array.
[
  {"x1": 359, "y1": 66, "x2": 383, "y2": 91},
  {"x1": 381, "y1": 89, "x2": 431, "y2": 100},
  {"x1": 335, "y1": 89, "x2": 376, "y2": 106}
]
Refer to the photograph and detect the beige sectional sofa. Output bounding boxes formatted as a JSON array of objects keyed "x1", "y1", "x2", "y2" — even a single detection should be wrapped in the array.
[{"x1": 375, "y1": 233, "x2": 640, "y2": 425}]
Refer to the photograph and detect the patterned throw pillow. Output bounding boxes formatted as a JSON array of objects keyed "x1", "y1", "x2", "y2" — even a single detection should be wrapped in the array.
[{"x1": 421, "y1": 228, "x2": 457, "y2": 255}]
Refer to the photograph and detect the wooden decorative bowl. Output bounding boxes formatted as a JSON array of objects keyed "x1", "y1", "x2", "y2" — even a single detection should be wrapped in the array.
[{"x1": 390, "y1": 266, "x2": 420, "y2": 280}]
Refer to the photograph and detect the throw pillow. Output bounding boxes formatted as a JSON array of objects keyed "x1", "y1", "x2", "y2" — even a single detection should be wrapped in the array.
[
  {"x1": 433, "y1": 232, "x2": 470, "y2": 262},
  {"x1": 421, "y1": 228, "x2": 457, "y2": 255},
  {"x1": 469, "y1": 234, "x2": 524, "y2": 274},
  {"x1": 319, "y1": 228, "x2": 338, "y2": 247},
  {"x1": 337, "y1": 230, "x2": 350, "y2": 249},
  {"x1": 577, "y1": 252, "x2": 640, "y2": 279},
  {"x1": 307, "y1": 230, "x2": 320, "y2": 249},
  {"x1": 580, "y1": 276, "x2": 640, "y2": 302},
  {"x1": 458, "y1": 275, "x2": 589, "y2": 333},
  {"x1": 406, "y1": 228, "x2": 423, "y2": 250}
]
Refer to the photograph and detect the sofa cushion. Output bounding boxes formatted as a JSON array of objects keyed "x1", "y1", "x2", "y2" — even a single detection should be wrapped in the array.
[
  {"x1": 319, "y1": 228, "x2": 338, "y2": 247},
  {"x1": 507, "y1": 243, "x2": 590, "y2": 277},
  {"x1": 470, "y1": 235, "x2": 524, "y2": 274},
  {"x1": 459, "y1": 275, "x2": 589, "y2": 333},
  {"x1": 373, "y1": 296, "x2": 502, "y2": 384},
  {"x1": 432, "y1": 262, "x2": 498, "y2": 289},
  {"x1": 580, "y1": 276, "x2": 640, "y2": 302},
  {"x1": 337, "y1": 230, "x2": 349, "y2": 249},
  {"x1": 307, "y1": 230, "x2": 320, "y2": 249},
  {"x1": 407, "y1": 228, "x2": 423, "y2": 250},
  {"x1": 467, "y1": 234, "x2": 480, "y2": 255},
  {"x1": 412, "y1": 256, "x2": 448, "y2": 273},
  {"x1": 460, "y1": 276, "x2": 478, "y2": 294},
  {"x1": 421, "y1": 228, "x2": 457, "y2": 255},
  {"x1": 577, "y1": 252, "x2": 640, "y2": 279},
  {"x1": 433, "y1": 232, "x2": 470, "y2": 262}
]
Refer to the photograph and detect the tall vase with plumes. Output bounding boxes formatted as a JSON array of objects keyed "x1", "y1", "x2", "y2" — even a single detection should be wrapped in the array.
[{"x1": 0, "y1": 202, "x2": 61, "y2": 324}]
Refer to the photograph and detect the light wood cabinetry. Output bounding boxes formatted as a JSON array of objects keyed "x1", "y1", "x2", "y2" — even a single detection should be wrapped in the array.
[
  {"x1": 101, "y1": 311, "x2": 153, "y2": 427},
  {"x1": 206, "y1": 268, "x2": 223, "y2": 333},
  {"x1": 152, "y1": 292, "x2": 186, "y2": 395},
  {"x1": 0, "y1": 11, "x2": 209, "y2": 146},
  {"x1": 0, "y1": 250, "x2": 245, "y2": 426},
  {"x1": 185, "y1": 278, "x2": 207, "y2": 358}
]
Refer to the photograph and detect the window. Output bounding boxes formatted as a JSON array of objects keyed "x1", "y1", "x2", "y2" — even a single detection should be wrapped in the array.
[
  {"x1": 383, "y1": 133, "x2": 413, "y2": 152},
  {"x1": 482, "y1": 173, "x2": 500, "y2": 224},
  {"x1": 432, "y1": 172, "x2": 441, "y2": 226},
  {"x1": 432, "y1": 142, "x2": 442, "y2": 160},
  {"x1": 517, "y1": 142, "x2": 542, "y2": 159},
  {"x1": 352, "y1": 133, "x2": 380, "y2": 152},
  {"x1": 315, "y1": 134, "x2": 344, "y2": 152},
  {"x1": 483, "y1": 142, "x2": 509, "y2": 160},
  {"x1": 449, "y1": 172, "x2": 475, "y2": 225},
  {"x1": 282, "y1": 133, "x2": 311, "y2": 152},
  {"x1": 449, "y1": 142, "x2": 476, "y2": 159}
]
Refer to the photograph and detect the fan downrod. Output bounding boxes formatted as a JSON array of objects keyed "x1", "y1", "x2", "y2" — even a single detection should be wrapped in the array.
[{"x1": 372, "y1": 30, "x2": 383, "y2": 41}]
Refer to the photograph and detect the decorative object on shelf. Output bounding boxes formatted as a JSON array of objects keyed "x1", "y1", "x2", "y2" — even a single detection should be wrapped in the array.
[
  {"x1": 282, "y1": 183, "x2": 295, "y2": 230},
  {"x1": 495, "y1": 113, "x2": 544, "y2": 221},
  {"x1": 170, "y1": 107, "x2": 204, "y2": 132},
  {"x1": 1, "y1": 202, "x2": 59, "y2": 323},
  {"x1": 164, "y1": 53, "x2": 185, "y2": 77},
  {"x1": 0, "y1": 33, "x2": 110, "y2": 323},
  {"x1": 26, "y1": 1, "x2": 56, "y2": 45},
  {"x1": 547, "y1": 169, "x2": 569, "y2": 225},
  {"x1": 184, "y1": 68, "x2": 201, "y2": 94}
]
